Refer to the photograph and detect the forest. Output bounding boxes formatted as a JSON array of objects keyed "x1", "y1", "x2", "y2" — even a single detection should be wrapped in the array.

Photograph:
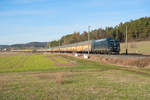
[{"x1": 48, "y1": 17, "x2": 150, "y2": 47}]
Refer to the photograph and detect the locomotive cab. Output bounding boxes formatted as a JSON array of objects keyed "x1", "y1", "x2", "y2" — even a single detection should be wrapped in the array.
[{"x1": 109, "y1": 39, "x2": 120, "y2": 54}]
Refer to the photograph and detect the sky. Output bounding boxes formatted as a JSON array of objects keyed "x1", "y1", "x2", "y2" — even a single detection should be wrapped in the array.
[{"x1": 0, "y1": 0, "x2": 150, "y2": 45}]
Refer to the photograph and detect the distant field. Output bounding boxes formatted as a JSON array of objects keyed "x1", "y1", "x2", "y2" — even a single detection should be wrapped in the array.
[
  {"x1": 0, "y1": 53, "x2": 150, "y2": 100},
  {"x1": 121, "y1": 41, "x2": 150, "y2": 55}
]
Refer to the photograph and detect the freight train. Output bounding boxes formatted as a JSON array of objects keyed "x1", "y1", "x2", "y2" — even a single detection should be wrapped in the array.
[
  {"x1": 11, "y1": 38, "x2": 120, "y2": 54},
  {"x1": 48, "y1": 38, "x2": 120, "y2": 54}
]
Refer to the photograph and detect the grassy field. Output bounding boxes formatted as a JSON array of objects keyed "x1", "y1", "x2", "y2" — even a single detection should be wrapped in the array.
[
  {"x1": 0, "y1": 53, "x2": 150, "y2": 100},
  {"x1": 121, "y1": 41, "x2": 150, "y2": 55},
  {"x1": 0, "y1": 53, "x2": 111, "y2": 73}
]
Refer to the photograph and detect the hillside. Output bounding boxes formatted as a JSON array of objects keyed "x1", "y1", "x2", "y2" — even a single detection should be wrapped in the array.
[
  {"x1": 121, "y1": 41, "x2": 150, "y2": 55},
  {"x1": 0, "y1": 45, "x2": 9, "y2": 48},
  {"x1": 48, "y1": 17, "x2": 150, "y2": 47}
]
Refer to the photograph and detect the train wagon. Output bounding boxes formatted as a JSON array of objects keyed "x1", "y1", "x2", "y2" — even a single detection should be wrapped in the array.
[{"x1": 48, "y1": 38, "x2": 120, "y2": 54}]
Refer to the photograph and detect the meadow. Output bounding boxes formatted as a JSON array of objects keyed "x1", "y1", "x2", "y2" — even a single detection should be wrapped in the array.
[
  {"x1": 121, "y1": 41, "x2": 150, "y2": 55},
  {"x1": 0, "y1": 53, "x2": 150, "y2": 100}
]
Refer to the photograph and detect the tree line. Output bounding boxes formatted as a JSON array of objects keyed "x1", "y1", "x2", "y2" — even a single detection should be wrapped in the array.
[{"x1": 48, "y1": 17, "x2": 150, "y2": 47}]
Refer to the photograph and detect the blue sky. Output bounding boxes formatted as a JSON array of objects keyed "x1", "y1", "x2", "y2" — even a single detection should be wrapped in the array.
[{"x1": 0, "y1": 0, "x2": 150, "y2": 45}]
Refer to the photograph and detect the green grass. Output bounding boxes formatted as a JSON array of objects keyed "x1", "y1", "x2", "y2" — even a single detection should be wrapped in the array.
[
  {"x1": 0, "y1": 53, "x2": 150, "y2": 100},
  {"x1": 0, "y1": 54, "x2": 56, "y2": 72},
  {"x1": 0, "y1": 53, "x2": 120, "y2": 73}
]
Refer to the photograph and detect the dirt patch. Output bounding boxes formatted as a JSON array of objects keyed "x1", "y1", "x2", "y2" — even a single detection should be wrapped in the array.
[
  {"x1": 37, "y1": 73, "x2": 56, "y2": 79},
  {"x1": 47, "y1": 55, "x2": 76, "y2": 67}
]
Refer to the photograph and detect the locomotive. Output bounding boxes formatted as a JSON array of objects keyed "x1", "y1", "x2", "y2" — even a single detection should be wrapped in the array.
[{"x1": 48, "y1": 38, "x2": 120, "y2": 54}]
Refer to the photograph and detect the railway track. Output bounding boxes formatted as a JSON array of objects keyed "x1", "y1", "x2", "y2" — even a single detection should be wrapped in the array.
[{"x1": 10, "y1": 49, "x2": 150, "y2": 58}]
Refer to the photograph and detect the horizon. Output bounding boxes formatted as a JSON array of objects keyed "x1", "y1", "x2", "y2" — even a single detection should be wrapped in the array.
[{"x1": 0, "y1": 0, "x2": 150, "y2": 45}]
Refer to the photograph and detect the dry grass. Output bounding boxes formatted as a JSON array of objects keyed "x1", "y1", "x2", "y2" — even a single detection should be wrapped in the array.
[
  {"x1": 89, "y1": 55, "x2": 150, "y2": 68},
  {"x1": 0, "y1": 52, "x2": 25, "y2": 57},
  {"x1": 1, "y1": 70, "x2": 150, "y2": 100},
  {"x1": 47, "y1": 55, "x2": 77, "y2": 67},
  {"x1": 56, "y1": 72, "x2": 63, "y2": 84},
  {"x1": 121, "y1": 41, "x2": 150, "y2": 55}
]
